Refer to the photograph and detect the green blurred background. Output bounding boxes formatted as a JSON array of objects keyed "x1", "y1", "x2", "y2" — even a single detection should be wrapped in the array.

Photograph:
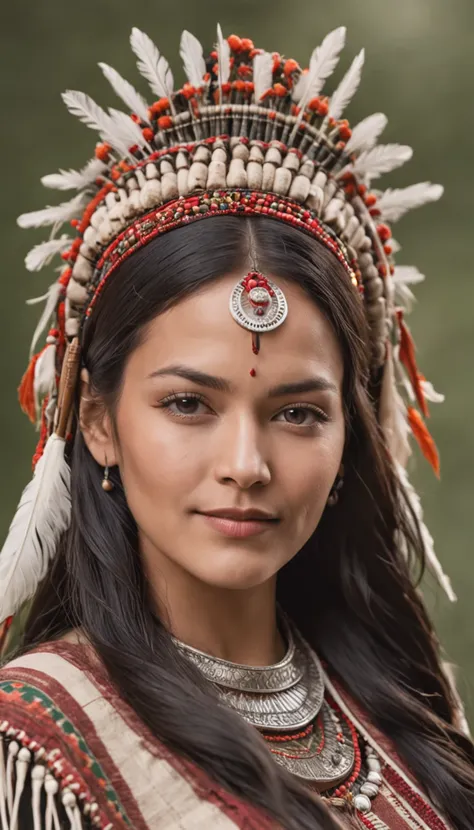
[{"x1": 1, "y1": 1, "x2": 473, "y2": 716}]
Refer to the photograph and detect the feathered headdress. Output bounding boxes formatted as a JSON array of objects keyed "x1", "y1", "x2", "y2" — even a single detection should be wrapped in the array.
[{"x1": 0, "y1": 23, "x2": 454, "y2": 645}]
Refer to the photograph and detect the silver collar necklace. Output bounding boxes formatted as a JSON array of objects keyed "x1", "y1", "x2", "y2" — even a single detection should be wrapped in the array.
[{"x1": 172, "y1": 616, "x2": 356, "y2": 788}]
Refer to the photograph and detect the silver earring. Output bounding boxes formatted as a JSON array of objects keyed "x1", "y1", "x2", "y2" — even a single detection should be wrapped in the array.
[{"x1": 327, "y1": 475, "x2": 344, "y2": 507}]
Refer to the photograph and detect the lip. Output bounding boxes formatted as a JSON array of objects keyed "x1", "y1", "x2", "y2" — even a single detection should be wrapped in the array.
[
  {"x1": 198, "y1": 507, "x2": 278, "y2": 521},
  {"x1": 196, "y1": 508, "x2": 279, "y2": 539}
]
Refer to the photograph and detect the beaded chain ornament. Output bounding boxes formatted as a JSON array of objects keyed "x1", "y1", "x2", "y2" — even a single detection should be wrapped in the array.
[{"x1": 0, "y1": 24, "x2": 455, "y2": 654}]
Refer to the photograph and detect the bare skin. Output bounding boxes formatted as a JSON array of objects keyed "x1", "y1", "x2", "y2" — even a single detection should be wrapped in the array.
[{"x1": 80, "y1": 273, "x2": 345, "y2": 666}]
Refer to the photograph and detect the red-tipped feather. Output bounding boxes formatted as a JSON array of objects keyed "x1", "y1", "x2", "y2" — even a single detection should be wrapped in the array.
[
  {"x1": 397, "y1": 311, "x2": 429, "y2": 418},
  {"x1": 18, "y1": 348, "x2": 45, "y2": 423},
  {"x1": 407, "y1": 406, "x2": 440, "y2": 477}
]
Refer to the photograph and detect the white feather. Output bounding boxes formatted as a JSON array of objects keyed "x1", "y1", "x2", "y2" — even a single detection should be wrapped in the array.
[
  {"x1": 27, "y1": 281, "x2": 62, "y2": 357},
  {"x1": 392, "y1": 266, "x2": 425, "y2": 311},
  {"x1": 328, "y1": 49, "x2": 365, "y2": 121},
  {"x1": 344, "y1": 113, "x2": 387, "y2": 155},
  {"x1": 253, "y1": 52, "x2": 273, "y2": 102},
  {"x1": 34, "y1": 343, "x2": 57, "y2": 415},
  {"x1": 393, "y1": 281, "x2": 416, "y2": 312},
  {"x1": 395, "y1": 462, "x2": 456, "y2": 602},
  {"x1": 0, "y1": 433, "x2": 71, "y2": 621},
  {"x1": 377, "y1": 182, "x2": 444, "y2": 222},
  {"x1": 17, "y1": 192, "x2": 88, "y2": 229},
  {"x1": 130, "y1": 28, "x2": 175, "y2": 106},
  {"x1": 292, "y1": 26, "x2": 346, "y2": 104},
  {"x1": 25, "y1": 235, "x2": 72, "y2": 272},
  {"x1": 180, "y1": 30, "x2": 206, "y2": 88},
  {"x1": 421, "y1": 379, "x2": 445, "y2": 404},
  {"x1": 61, "y1": 90, "x2": 118, "y2": 147},
  {"x1": 99, "y1": 62, "x2": 150, "y2": 124},
  {"x1": 108, "y1": 107, "x2": 152, "y2": 153},
  {"x1": 353, "y1": 144, "x2": 413, "y2": 180},
  {"x1": 392, "y1": 265, "x2": 425, "y2": 285},
  {"x1": 216, "y1": 23, "x2": 231, "y2": 98},
  {"x1": 41, "y1": 158, "x2": 108, "y2": 191},
  {"x1": 390, "y1": 238, "x2": 401, "y2": 254}
]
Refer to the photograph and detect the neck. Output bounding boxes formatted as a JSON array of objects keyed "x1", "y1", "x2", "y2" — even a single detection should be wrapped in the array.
[{"x1": 141, "y1": 541, "x2": 285, "y2": 666}]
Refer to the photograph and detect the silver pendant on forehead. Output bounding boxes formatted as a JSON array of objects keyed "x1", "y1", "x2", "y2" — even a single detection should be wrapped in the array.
[{"x1": 229, "y1": 271, "x2": 288, "y2": 334}]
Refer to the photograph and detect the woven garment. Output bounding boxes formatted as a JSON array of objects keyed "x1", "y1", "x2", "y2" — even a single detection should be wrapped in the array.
[{"x1": 0, "y1": 641, "x2": 452, "y2": 830}]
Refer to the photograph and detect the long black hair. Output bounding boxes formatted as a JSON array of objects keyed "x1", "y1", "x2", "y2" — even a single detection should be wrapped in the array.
[{"x1": 23, "y1": 216, "x2": 474, "y2": 829}]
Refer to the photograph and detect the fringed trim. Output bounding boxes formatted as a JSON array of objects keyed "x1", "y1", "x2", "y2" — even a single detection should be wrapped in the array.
[{"x1": 0, "y1": 726, "x2": 110, "y2": 830}]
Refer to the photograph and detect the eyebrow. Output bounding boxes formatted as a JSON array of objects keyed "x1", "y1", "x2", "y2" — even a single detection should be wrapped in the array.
[{"x1": 147, "y1": 365, "x2": 338, "y2": 397}]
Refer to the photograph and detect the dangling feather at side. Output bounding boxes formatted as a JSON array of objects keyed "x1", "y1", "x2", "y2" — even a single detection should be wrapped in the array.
[
  {"x1": 25, "y1": 235, "x2": 72, "y2": 272},
  {"x1": 99, "y1": 62, "x2": 150, "y2": 124},
  {"x1": 27, "y1": 282, "x2": 62, "y2": 357},
  {"x1": 395, "y1": 461, "x2": 456, "y2": 602},
  {"x1": 344, "y1": 112, "x2": 387, "y2": 155},
  {"x1": 292, "y1": 26, "x2": 346, "y2": 104},
  {"x1": 17, "y1": 193, "x2": 88, "y2": 230},
  {"x1": 253, "y1": 52, "x2": 273, "y2": 101},
  {"x1": 328, "y1": 49, "x2": 365, "y2": 121},
  {"x1": 0, "y1": 433, "x2": 71, "y2": 622},
  {"x1": 377, "y1": 182, "x2": 444, "y2": 222},
  {"x1": 216, "y1": 23, "x2": 231, "y2": 103},
  {"x1": 392, "y1": 265, "x2": 425, "y2": 311},
  {"x1": 379, "y1": 343, "x2": 411, "y2": 468},
  {"x1": 130, "y1": 28, "x2": 175, "y2": 113},
  {"x1": 180, "y1": 30, "x2": 206, "y2": 89},
  {"x1": 351, "y1": 143, "x2": 413, "y2": 181},
  {"x1": 41, "y1": 158, "x2": 108, "y2": 191}
]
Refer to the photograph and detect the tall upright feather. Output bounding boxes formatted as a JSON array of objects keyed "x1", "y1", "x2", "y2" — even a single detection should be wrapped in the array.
[
  {"x1": 328, "y1": 48, "x2": 365, "y2": 121},
  {"x1": 0, "y1": 433, "x2": 71, "y2": 622},
  {"x1": 216, "y1": 24, "x2": 231, "y2": 104},
  {"x1": 253, "y1": 52, "x2": 273, "y2": 101},
  {"x1": 99, "y1": 62, "x2": 150, "y2": 123},
  {"x1": 352, "y1": 144, "x2": 413, "y2": 180},
  {"x1": 62, "y1": 90, "x2": 136, "y2": 158},
  {"x1": 180, "y1": 30, "x2": 206, "y2": 88},
  {"x1": 108, "y1": 107, "x2": 153, "y2": 154},
  {"x1": 130, "y1": 28, "x2": 175, "y2": 114},
  {"x1": 293, "y1": 26, "x2": 346, "y2": 105},
  {"x1": 377, "y1": 183, "x2": 444, "y2": 222},
  {"x1": 344, "y1": 113, "x2": 387, "y2": 155},
  {"x1": 41, "y1": 158, "x2": 108, "y2": 191}
]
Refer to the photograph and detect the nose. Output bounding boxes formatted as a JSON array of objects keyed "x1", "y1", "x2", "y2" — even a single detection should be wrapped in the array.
[{"x1": 214, "y1": 413, "x2": 271, "y2": 490}]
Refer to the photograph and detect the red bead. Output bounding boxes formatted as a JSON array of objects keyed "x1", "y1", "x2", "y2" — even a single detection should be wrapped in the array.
[{"x1": 250, "y1": 368, "x2": 256, "y2": 377}]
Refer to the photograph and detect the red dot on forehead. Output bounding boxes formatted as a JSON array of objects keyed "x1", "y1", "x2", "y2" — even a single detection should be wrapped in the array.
[{"x1": 250, "y1": 368, "x2": 256, "y2": 377}]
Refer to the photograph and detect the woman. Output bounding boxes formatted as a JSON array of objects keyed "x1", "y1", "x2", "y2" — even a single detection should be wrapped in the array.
[{"x1": 0, "y1": 22, "x2": 473, "y2": 830}]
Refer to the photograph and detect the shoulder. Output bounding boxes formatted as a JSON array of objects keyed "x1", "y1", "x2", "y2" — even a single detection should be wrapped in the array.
[{"x1": 0, "y1": 639, "x2": 133, "y2": 829}]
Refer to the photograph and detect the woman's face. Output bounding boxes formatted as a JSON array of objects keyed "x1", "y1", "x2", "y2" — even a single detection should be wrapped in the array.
[{"x1": 84, "y1": 273, "x2": 345, "y2": 591}]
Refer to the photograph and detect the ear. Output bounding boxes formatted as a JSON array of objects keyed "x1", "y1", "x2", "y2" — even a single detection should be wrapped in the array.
[{"x1": 79, "y1": 368, "x2": 118, "y2": 467}]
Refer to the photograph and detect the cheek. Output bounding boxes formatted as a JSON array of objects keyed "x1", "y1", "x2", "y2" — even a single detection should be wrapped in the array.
[
  {"x1": 114, "y1": 404, "x2": 199, "y2": 525},
  {"x1": 274, "y1": 426, "x2": 344, "y2": 532}
]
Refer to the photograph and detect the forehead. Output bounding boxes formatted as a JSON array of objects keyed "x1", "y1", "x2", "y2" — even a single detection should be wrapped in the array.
[{"x1": 130, "y1": 273, "x2": 344, "y2": 388}]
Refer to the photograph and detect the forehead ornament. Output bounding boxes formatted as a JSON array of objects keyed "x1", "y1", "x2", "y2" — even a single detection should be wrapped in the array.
[{"x1": 230, "y1": 270, "x2": 288, "y2": 356}]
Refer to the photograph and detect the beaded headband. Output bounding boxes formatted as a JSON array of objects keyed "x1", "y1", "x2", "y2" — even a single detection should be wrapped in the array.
[{"x1": 0, "y1": 24, "x2": 454, "y2": 647}]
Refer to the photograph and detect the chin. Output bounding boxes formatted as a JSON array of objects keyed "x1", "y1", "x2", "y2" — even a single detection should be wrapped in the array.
[{"x1": 193, "y1": 549, "x2": 281, "y2": 591}]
